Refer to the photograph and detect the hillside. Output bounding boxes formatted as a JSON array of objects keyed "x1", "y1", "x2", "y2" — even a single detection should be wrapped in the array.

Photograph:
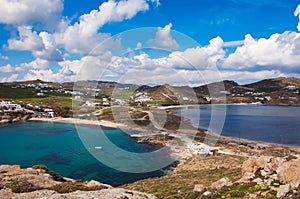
[{"x1": 1, "y1": 77, "x2": 300, "y2": 109}]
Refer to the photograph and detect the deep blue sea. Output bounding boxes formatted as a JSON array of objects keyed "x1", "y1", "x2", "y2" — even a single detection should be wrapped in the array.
[
  {"x1": 0, "y1": 122, "x2": 174, "y2": 186},
  {"x1": 174, "y1": 105, "x2": 300, "y2": 146}
]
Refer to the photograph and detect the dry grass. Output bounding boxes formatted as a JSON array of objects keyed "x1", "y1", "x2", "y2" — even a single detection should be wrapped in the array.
[{"x1": 121, "y1": 155, "x2": 245, "y2": 199}]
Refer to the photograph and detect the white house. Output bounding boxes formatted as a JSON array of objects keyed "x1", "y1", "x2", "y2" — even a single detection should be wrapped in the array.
[
  {"x1": 85, "y1": 101, "x2": 101, "y2": 107},
  {"x1": 44, "y1": 108, "x2": 54, "y2": 118},
  {"x1": 188, "y1": 142, "x2": 215, "y2": 155},
  {"x1": 133, "y1": 92, "x2": 153, "y2": 103},
  {"x1": 36, "y1": 93, "x2": 45, "y2": 96}
]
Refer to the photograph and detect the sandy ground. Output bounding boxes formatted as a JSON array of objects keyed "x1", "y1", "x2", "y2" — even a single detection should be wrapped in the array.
[{"x1": 29, "y1": 117, "x2": 128, "y2": 129}]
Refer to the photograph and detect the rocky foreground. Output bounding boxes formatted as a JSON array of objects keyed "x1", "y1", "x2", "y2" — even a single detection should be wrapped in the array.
[
  {"x1": 1, "y1": 154, "x2": 299, "y2": 199},
  {"x1": 122, "y1": 154, "x2": 300, "y2": 199},
  {"x1": 0, "y1": 165, "x2": 156, "y2": 199}
]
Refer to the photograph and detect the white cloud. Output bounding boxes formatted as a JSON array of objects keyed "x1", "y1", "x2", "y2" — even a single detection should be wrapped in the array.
[
  {"x1": 0, "y1": 64, "x2": 15, "y2": 73},
  {"x1": 295, "y1": 4, "x2": 300, "y2": 15},
  {"x1": 220, "y1": 70, "x2": 285, "y2": 84},
  {"x1": 20, "y1": 58, "x2": 49, "y2": 70},
  {"x1": 0, "y1": 0, "x2": 63, "y2": 29},
  {"x1": 0, "y1": 54, "x2": 8, "y2": 60},
  {"x1": 57, "y1": 51, "x2": 113, "y2": 81},
  {"x1": 222, "y1": 32, "x2": 300, "y2": 71},
  {"x1": 55, "y1": 0, "x2": 149, "y2": 54},
  {"x1": 0, "y1": 64, "x2": 23, "y2": 73},
  {"x1": 103, "y1": 37, "x2": 226, "y2": 84},
  {"x1": 24, "y1": 68, "x2": 74, "y2": 82},
  {"x1": 7, "y1": 26, "x2": 44, "y2": 51},
  {"x1": 0, "y1": 74, "x2": 19, "y2": 83},
  {"x1": 149, "y1": 23, "x2": 179, "y2": 49},
  {"x1": 24, "y1": 69, "x2": 56, "y2": 82},
  {"x1": 7, "y1": 27, "x2": 63, "y2": 61},
  {"x1": 33, "y1": 32, "x2": 63, "y2": 61},
  {"x1": 135, "y1": 42, "x2": 142, "y2": 49},
  {"x1": 294, "y1": 4, "x2": 300, "y2": 32}
]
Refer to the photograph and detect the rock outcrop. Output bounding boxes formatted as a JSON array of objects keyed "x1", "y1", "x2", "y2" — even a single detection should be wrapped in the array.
[
  {"x1": 276, "y1": 158, "x2": 300, "y2": 189},
  {"x1": 211, "y1": 177, "x2": 232, "y2": 190},
  {"x1": 193, "y1": 184, "x2": 205, "y2": 193},
  {"x1": 0, "y1": 165, "x2": 157, "y2": 199},
  {"x1": 240, "y1": 156, "x2": 271, "y2": 181},
  {"x1": 239, "y1": 155, "x2": 300, "y2": 198}
]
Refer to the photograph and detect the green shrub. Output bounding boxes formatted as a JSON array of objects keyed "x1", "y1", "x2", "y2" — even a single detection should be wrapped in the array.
[
  {"x1": 230, "y1": 190, "x2": 245, "y2": 198},
  {"x1": 49, "y1": 182, "x2": 107, "y2": 193},
  {"x1": 6, "y1": 179, "x2": 41, "y2": 193}
]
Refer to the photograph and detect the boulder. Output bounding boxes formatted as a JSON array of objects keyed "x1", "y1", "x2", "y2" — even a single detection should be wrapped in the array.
[
  {"x1": 239, "y1": 172, "x2": 255, "y2": 182},
  {"x1": 193, "y1": 184, "x2": 205, "y2": 193},
  {"x1": 86, "y1": 180, "x2": 111, "y2": 189},
  {"x1": 203, "y1": 191, "x2": 211, "y2": 196},
  {"x1": 252, "y1": 178, "x2": 263, "y2": 185},
  {"x1": 276, "y1": 159, "x2": 300, "y2": 189},
  {"x1": 211, "y1": 177, "x2": 232, "y2": 190},
  {"x1": 264, "y1": 157, "x2": 284, "y2": 174},
  {"x1": 241, "y1": 156, "x2": 271, "y2": 180},
  {"x1": 276, "y1": 184, "x2": 290, "y2": 198}
]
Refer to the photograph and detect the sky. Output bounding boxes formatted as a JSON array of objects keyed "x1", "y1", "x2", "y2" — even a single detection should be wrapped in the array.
[{"x1": 0, "y1": 0, "x2": 300, "y2": 85}]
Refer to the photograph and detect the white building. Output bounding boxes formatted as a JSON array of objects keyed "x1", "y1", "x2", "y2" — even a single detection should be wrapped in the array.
[
  {"x1": 0, "y1": 101, "x2": 23, "y2": 113},
  {"x1": 36, "y1": 93, "x2": 45, "y2": 96},
  {"x1": 133, "y1": 92, "x2": 153, "y2": 103},
  {"x1": 85, "y1": 101, "x2": 101, "y2": 107},
  {"x1": 44, "y1": 108, "x2": 54, "y2": 118},
  {"x1": 188, "y1": 142, "x2": 215, "y2": 155}
]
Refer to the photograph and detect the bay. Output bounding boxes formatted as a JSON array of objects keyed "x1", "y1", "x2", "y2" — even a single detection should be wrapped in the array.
[
  {"x1": 173, "y1": 105, "x2": 300, "y2": 146},
  {"x1": 0, "y1": 122, "x2": 172, "y2": 186}
]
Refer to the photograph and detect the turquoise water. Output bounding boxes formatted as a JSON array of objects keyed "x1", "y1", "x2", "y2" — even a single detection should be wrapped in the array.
[
  {"x1": 0, "y1": 122, "x2": 174, "y2": 186},
  {"x1": 174, "y1": 105, "x2": 300, "y2": 146}
]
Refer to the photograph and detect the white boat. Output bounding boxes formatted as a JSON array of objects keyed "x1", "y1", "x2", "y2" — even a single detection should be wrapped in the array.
[{"x1": 94, "y1": 146, "x2": 102, "y2": 150}]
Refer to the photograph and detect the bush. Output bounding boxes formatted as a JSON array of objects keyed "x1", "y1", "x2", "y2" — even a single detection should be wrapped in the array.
[
  {"x1": 230, "y1": 190, "x2": 245, "y2": 197},
  {"x1": 286, "y1": 155, "x2": 297, "y2": 161},
  {"x1": 6, "y1": 179, "x2": 41, "y2": 193},
  {"x1": 49, "y1": 182, "x2": 107, "y2": 193}
]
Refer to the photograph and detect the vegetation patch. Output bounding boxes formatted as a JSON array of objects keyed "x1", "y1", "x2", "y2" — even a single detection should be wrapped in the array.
[
  {"x1": 49, "y1": 181, "x2": 107, "y2": 193},
  {"x1": 6, "y1": 179, "x2": 41, "y2": 193}
]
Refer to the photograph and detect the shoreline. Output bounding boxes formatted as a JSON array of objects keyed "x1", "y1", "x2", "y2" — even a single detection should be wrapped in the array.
[
  {"x1": 157, "y1": 103, "x2": 256, "y2": 110},
  {"x1": 27, "y1": 116, "x2": 300, "y2": 153},
  {"x1": 28, "y1": 117, "x2": 128, "y2": 129}
]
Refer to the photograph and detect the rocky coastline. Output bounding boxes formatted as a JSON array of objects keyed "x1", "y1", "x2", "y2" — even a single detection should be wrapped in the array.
[
  {"x1": 0, "y1": 115, "x2": 31, "y2": 124},
  {"x1": 0, "y1": 164, "x2": 157, "y2": 199}
]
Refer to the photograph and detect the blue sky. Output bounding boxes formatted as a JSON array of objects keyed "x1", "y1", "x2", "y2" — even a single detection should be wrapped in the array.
[{"x1": 0, "y1": 0, "x2": 300, "y2": 85}]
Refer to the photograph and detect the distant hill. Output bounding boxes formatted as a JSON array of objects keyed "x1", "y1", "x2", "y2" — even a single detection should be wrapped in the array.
[
  {"x1": 193, "y1": 80, "x2": 239, "y2": 95},
  {"x1": 243, "y1": 77, "x2": 300, "y2": 92},
  {"x1": 1, "y1": 77, "x2": 300, "y2": 105}
]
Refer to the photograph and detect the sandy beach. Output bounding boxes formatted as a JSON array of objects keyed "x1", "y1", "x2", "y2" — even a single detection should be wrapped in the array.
[{"x1": 29, "y1": 117, "x2": 128, "y2": 129}]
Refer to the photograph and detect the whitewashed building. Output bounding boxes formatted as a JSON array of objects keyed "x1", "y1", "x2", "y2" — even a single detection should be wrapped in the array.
[{"x1": 188, "y1": 142, "x2": 215, "y2": 155}]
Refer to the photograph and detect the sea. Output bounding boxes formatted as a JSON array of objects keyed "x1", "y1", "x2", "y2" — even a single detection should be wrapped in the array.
[
  {"x1": 173, "y1": 104, "x2": 300, "y2": 146},
  {"x1": 0, "y1": 122, "x2": 174, "y2": 186},
  {"x1": 1, "y1": 105, "x2": 300, "y2": 186}
]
